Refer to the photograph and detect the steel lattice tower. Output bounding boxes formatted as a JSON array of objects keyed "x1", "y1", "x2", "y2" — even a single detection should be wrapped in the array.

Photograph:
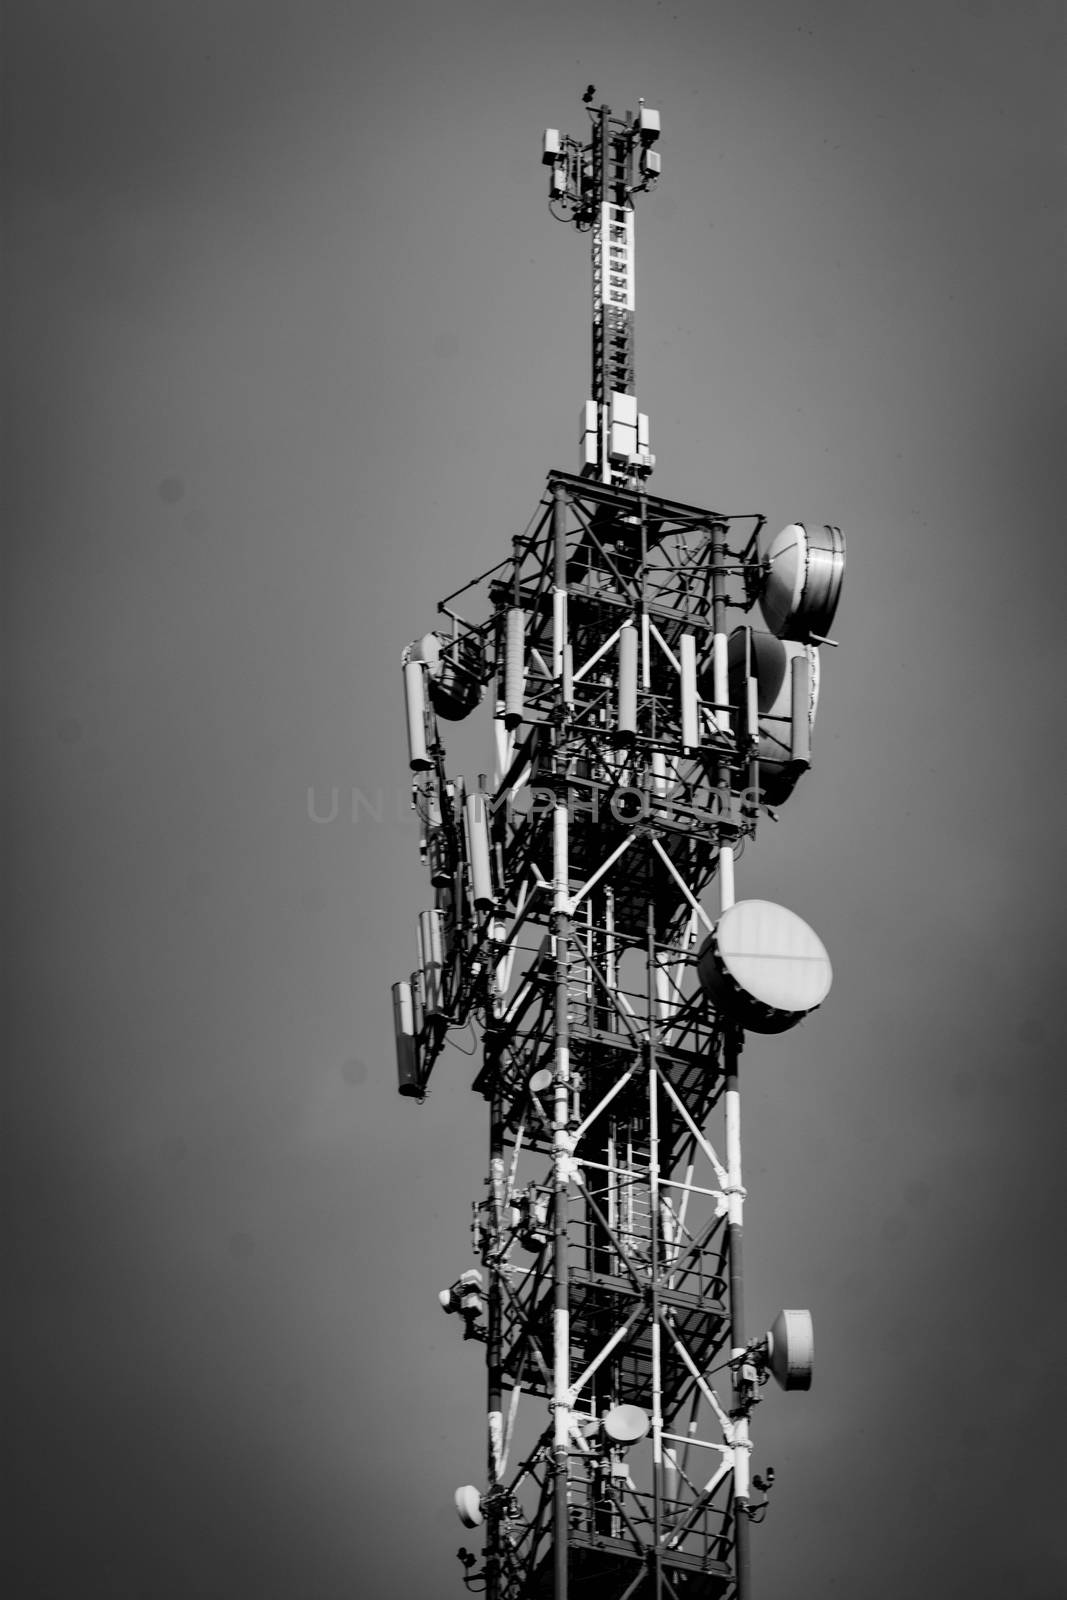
[{"x1": 393, "y1": 96, "x2": 844, "y2": 1600}]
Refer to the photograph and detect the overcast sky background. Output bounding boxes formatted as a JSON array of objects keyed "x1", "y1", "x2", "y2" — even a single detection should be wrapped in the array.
[{"x1": 5, "y1": 3, "x2": 1065, "y2": 1597}]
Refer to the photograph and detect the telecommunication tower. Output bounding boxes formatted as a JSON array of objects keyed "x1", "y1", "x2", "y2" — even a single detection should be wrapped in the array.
[{"x1": 392, "y1": 95, "x2": 846, "y2": 1600}]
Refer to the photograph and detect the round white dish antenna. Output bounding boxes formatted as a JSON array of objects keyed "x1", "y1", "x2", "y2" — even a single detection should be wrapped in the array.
[
  {"x1": 760, "y1": 522, "x2": 845, "y2": 642},
  {"x1": 454, "y1": 1485, "x2": 483, "y2": 1528},
  {"x1": 602, "y1": 1404, "x2": 651, "y2": 1444},
  {"x1": 767, "y1": 1308, "x2": 814, "y2": 1390},
  {"x1": 697, "y1": 900, "x2": 832, "y2": 1034},
  {"x1": 409, "y1": 632, "x2": 442, "y2": 670},
  {"x1": 529, "y1": 1068, "x2": 553, "y2": 1095}
]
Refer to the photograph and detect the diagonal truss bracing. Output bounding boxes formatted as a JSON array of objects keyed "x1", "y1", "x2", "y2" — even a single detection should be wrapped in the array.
[{"x1": 416, "y1": 472, "x2": 769, "y2": 1599}]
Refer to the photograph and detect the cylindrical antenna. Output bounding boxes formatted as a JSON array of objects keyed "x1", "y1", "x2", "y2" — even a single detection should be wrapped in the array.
[
  {"x1": 615, "y1": 619, "x2": 638, "y2": 744},
  {"x1": 743, "y1": 627, "x2": 759, "y2": 749},
  {"x1": 465, "y1": 791, "x2": 495, "y2": 911},
  {"x1": 392, "y1": 980, "x2": 420, "y2": 1096},
  {"x1": 504, "y1": 608, "x2": 526, "y2": 730},
  {"x1": 418, "y1": 909, "x2": 445, "y2": 1016},
  {"x1": 790, "y1": 653, "x2": 812, "y2": 768},
  {"x1": 680, "y1": 632, "x2": 699, "y2": 751},
  {"x1": 404, "y1": 660, "x2": 432, "y2": 771}
]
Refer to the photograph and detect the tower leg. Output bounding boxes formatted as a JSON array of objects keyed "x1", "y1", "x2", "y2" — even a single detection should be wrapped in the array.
[
  {"x1": 726, "y1": 1028, "x2": 751, "y2": 1597},
  {"x1": 552, "y1": 797, "x2": 571, "y2": 1600}
]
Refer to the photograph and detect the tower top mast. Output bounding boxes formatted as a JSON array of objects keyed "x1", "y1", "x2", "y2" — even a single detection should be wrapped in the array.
[{"x1": 542, "y1": 94, "x2": 661, "y2": 486}]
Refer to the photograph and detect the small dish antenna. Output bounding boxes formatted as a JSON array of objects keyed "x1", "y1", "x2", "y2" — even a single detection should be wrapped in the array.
[
  {"x1": 602, "y1": 1404, "x2": 651, "y2": 1444},
  {"x1": 760, "y1": 522, "x2": 845, "y2": 643},
  {"x1": 698, "y1": 900, "x2": 832, "y2": 1033},
  {"x1": 408, "y1": 632, "x2": 441, "y2": 671},
  {"x1": 766, "y1": 1308, "x2": 814, "y2": 1390},
  {"x1": 454, "y1": 1485, "x2": 483, "y2": 1528},
  {"x1": 529, "y1": 1068, "x2": 553, "y2": 1095}
]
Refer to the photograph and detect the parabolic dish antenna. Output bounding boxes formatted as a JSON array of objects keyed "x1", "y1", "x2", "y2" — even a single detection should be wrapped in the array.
[
  {"x1": 767, "y1": 1308, "x2": 814, "y2": 1390},
  {"x1": 724, "y1": 627, "x2": 794, "y2": 713},
  {"x1": 697, "y1": 900, "x2": 832, "y2": 1033},
  {"x1": 409, "y1": 631, "x2": 441, "y2": 670},
  {"x1": 602, "y1": 1404, "x2": 651, "y2": 1444},
  {"x1": 760, "y1": 522, "x2": 845, "y2": 643},
  {"x1": 529, "y1": 1068, "x2": 553, "y2": 1095},
  {"x1": 454, "y1": 1485, "x2": 483, "y2": 1528},
  {"x1": 429, "y1": 634, "x2": 486, "y2": 721}
]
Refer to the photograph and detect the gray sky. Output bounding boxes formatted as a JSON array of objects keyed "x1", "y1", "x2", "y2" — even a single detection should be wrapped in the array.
[{"x1": 5, "y1": 2, "x2": 1065, "y2": 1597}]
